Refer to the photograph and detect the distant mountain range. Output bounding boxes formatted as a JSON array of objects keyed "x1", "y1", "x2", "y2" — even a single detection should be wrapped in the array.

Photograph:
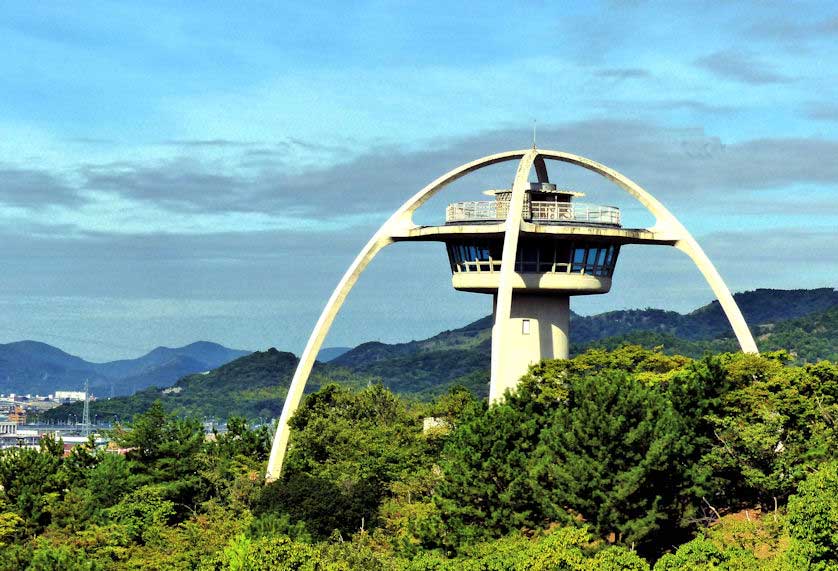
[
  {"x1": 41, "y1": 288, "x2": 837, "y2": 422},
  {"x1": 0, "y1": 341, "x2": 250, "y2": 396}
]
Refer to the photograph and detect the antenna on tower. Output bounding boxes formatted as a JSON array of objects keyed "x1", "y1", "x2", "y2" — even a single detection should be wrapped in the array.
[
  {"x1": 532, "y1": 119, "x2": 537, "y2": 149},
  {"x1": 82, "y1": 378, "x2": 91, "y2": 438}
]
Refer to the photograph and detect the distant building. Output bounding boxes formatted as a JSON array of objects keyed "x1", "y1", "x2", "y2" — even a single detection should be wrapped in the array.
[
  {"x1": 54, "y1": 390, "x2": 86, "y2": 402},
  {"x1": 0, "y1": 426, "x2": 39, "y2": 449},
  {"x1": 8, "y1": 405, "x2": 26, "y2": 425}
]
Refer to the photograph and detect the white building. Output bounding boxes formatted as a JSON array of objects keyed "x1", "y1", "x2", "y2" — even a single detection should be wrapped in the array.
[{"x1": 54, "y1": 390, "x2": 86, "y2": 402}]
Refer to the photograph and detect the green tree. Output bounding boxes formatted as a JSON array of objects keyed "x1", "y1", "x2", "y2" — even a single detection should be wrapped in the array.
[
  {"x1": 86, "y1": 453, "x2": 133, "y2": 511},
  {"x1": 0, "y1": 434, "x2": 65, "y2": 533},
  {"x1": 108, "y1": 485, "x2": 176, "y2": 546},
  {"x1": 432, "y1": 400, "x2": 542, "y2": 546},
  {"x1": 653, "y1": 535, "x2": 762, "y2": 571},
  {"x1": 115, "y1": 401, "x2": 207, "y2": 514},
  {"x1": 0, "y1": 499, "x2": 23, "y2": 547},
  {"x1": 785, "y1": 461, "x2": 838, "y2": 570},
  {"x1": 533, "y1": 367, "x2": 714, "y2": 549},
  {"x1": 26, "y1": 541, "x2": 100, "y2": 571},
  {"x1": 433, "y1": 347, "x2": 716, "y2": 551},
  {"x1": 213, "y1": 417, "x2": 272, "y2": 462},
  {"x1": 203, "y1": 417, "x2": 272, "y2": 511},
  {"x1": 706, "y1": 356, "x2": 838, "y2": 509},
  {"x1": 259, "y1": 384, "x2": 433, "y2": 538}
]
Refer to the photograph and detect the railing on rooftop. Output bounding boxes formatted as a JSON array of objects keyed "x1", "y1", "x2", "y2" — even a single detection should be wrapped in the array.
[{"x1": 445, "y1": 200, "x2": 621, "y2": 226}]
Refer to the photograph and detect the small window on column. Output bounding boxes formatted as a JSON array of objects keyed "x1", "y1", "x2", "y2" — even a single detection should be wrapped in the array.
[{"x1": 522, "y1": 319, "x2": 531, "y2": 335}]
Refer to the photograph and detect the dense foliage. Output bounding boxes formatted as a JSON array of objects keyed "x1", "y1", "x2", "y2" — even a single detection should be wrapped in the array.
[{"x1": 10, "y1": 346, "x2": 838, "y2": 569}]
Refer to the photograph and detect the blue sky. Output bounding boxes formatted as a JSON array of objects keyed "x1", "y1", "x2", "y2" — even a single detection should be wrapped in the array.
[{"x1": 0, "y1": 1, "x2": 836, "y2": 360}]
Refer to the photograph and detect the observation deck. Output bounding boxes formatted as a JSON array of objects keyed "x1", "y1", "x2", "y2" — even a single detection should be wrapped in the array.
[
  {"x1": 412, "y1": 183, "x2": 624, "y2": 295},
  {"x1": 445, "y1": 195, "x2": 621, "y2": 227}
]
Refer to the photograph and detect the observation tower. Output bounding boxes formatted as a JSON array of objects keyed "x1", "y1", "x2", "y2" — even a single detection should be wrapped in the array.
[
  {"x1": 266, "y1": 147, "x2": 758, "y2": 481},
  {"x1": 441, "y1": 180, "x2": 621, "y2": 396}
]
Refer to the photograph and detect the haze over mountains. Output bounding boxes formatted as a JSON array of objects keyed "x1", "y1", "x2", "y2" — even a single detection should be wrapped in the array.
[
  {"x1": 0, "y1": 341, "x2": 250, "y2": 396},
  {"x1": 41, "y1": 288, "x2": 837, "y2": 422}
]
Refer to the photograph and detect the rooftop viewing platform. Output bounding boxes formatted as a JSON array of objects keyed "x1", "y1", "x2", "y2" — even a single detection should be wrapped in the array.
[{"x1": 445, "y1": 199, "x2": 621, "y2": 226}]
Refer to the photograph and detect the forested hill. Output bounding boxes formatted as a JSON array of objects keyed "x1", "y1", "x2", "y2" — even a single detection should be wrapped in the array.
[
  {"x1": 573, "y1": 286, "x2": 838, "y2": 342},
  {"x1": 41, "y1": 348, "x2": 374, "y2": 422},
  {"x1": 41, "y1": 288, "x2": 836, "y2": 421},
  {"x1": 331, "y1": 288, "x2": 837, "y2": 397},
  {"x1": 334, "y1": 287, "x2": 837, "y2": 369},
  {"x1": 582, "y1": 305, "x2": 838, "y2": 362}
]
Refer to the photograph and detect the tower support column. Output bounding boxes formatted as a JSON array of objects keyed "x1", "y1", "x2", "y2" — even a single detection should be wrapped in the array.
[{"x1": 489, "y1": 293, "x2": 569, "y2": 402}]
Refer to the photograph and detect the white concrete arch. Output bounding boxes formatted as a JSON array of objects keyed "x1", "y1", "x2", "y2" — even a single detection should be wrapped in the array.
[
  {"x1": 532, "y1": 150, "x2": 758, "y2": 356},
  {"x1": 265, "y1": 148, "x2": 758, "y2": 481},
  {"x1": 265, "y1": 150, "x2": 527, "y2": 481}
]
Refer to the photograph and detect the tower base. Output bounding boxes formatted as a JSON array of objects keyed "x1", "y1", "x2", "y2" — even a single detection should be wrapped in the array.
[{"x1": 489, "y1": 293, "x2": 569, "y2": 401}]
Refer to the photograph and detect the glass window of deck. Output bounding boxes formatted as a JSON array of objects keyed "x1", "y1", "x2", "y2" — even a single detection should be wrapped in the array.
[{"x1": 446, "y1": 239, "x2": 619, "y2": 277}]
